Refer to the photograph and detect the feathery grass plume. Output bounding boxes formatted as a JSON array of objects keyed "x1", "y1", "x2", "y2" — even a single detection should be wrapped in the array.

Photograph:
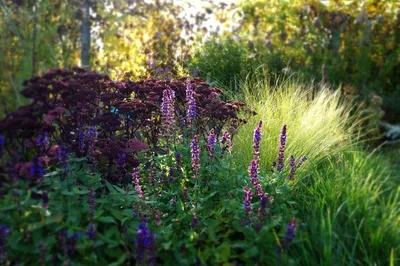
[
  {"x1": 132, "y1": 167, "x2": 143, "y2": 198},
  {"x1": 207, "y1": 128, "x2": 217, "y2": 159},
  {"x1": 190, "y1": 135, "x2": 200, "y2": 178},
  {"x1": 235, "y1": 73, "x2": 359, "y2": 174},
  {"x1": 277, "y1": 125, "x2": 287, "y2": 172}
]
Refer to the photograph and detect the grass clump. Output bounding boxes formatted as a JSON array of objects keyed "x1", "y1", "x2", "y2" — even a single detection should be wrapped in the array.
[
  {"x1": 295, "y1": 149, "x2": 400, "y2": 265},
  {"x1": 234, "y1": 73, "x2": 358, "y2": 173}
]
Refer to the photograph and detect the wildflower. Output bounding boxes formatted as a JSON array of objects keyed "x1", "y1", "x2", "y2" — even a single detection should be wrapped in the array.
[
  {"x1": 220, "y1": 131, "x2": 232, "y2": 155},
  {"x1": 243, "y1": 185, "x2": 252, "y2": 218},
  {"x1": 36, "y1": 132, "x2": 49, "y2": 150},
  {"x1": 253, "y1": 120, "x2": 262, "y2": 163},
  {"x1": 57, "y1": 145, "x2": 69, "y2": 169},
  {"x1": 288, "y1": 155, "x2": 307, "y2": 181},
  {"x1": 207, "y1": 129, "x2": 217, "y2": 159},
  {"x1": 30, "y1": 156, "x2": 44, "y2": 182},
  {"x1": 87, "y1": 223, "x2": 96, "y2": 240},
  {"x1": 190, "y1": 135, "x2": 200, "y2": 178},
  {"x1": 161, "y1": 88, "x2": 176, "y2": 133},
  {"x1": 258, "y1": 193, "x2": 267, "y2": 218},
  {"x1": 288, "y1": 155, "x2": 296, "y2": 181},
  {"x1": 249, "y1": 160, "x2": 264, "y2": 197},
  {"x1": 135, "y1": 218, "x2": 156, "y2": 265},
  {"x1": 277, "y1": 125, "x2": 287, "y2": 172},
  {"x1": 186, "y1": 82, "x2": 196, "y2": 124},
  {"x1": 276, "y1": 217, "x2": 296, "y2": 259},
  {"x1": 0, "y1": 225, "x2": 9, "y2": 263},
  {"x1": 132, "y1": 167, "x2": 144, "y2": 198},
  {"x1": 296, "y1": 156, "x2": 307, "y2": 169}
]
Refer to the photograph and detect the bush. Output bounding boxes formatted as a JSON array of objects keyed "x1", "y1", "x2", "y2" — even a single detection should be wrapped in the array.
[{"x1": 0, "y1": 69, "x2": 308, "y2": 265}]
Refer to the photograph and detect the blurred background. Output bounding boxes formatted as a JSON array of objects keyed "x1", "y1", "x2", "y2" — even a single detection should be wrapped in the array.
[{"x1": 0, "y1": 0, "x2": 399, "y2": 127}]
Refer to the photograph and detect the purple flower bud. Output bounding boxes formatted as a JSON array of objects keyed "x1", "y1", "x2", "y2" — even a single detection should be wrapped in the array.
[
  {"x1": 249, "y1": 160, "x2": 264, "y2": 197},
  {"x1": 161, "y1": 88, "x2": 176, "y2": 133},
  {"x1": 207, "y1": 129, "x2": 217, "y2": 159},
  {"x1": 36, "y1": 132, "x2": 49, "y2": 150},
  {"x1": 193, "y1": 67, "x2": 199, "y2": 77},
  {"x1": 87, "y1": 223, "x2": 96, "y2": 240},
  {"x1": 276, "y1": 217, "x2": 296, "y2": 259},
  {"x1": 253, "y1": 120, "x2": 262, "y2": 163},
  {"x1": 135, "y1": 218, "x2": 156, "y2": 265},
  {"x1": 296, "y1": 156, "x2": 307, "y2": 169},
  {"x1": 190, "y1": 135, "x2": 200, "y2": 178},
  {"x1": 30, "y1": 156, "x2": 44, "y2": 182},
  {"x1": 277, "y1": 125, "x2": 287, "y2": 172},
  {"x1": 132, "y1": 167, "x2": 144, "y2": 198},
  {"x1": 288, "y1": 155, "x2": 296, "y2": 181},
  {"x1": 186, "y1": 82, "x2": 196, "y2": 124},
  {"x1": 243, "y1": 185, "x2": 252, "y2": 219},
  {"x1": 220, "y1": 131, "x2": 232, "y2": 155}
]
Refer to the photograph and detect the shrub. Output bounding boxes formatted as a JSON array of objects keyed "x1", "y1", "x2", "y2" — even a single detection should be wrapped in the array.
[
  {"x1": 0, "y1": 68, "x2": 249, "y2": 184},
  {"x1": 0, "y1": 69, "x2": 309, "y2": 265}
]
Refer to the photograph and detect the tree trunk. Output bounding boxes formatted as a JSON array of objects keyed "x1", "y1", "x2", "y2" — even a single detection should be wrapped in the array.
[
  {"x1": 81, "y1": 0, "x2": 90, "y2": 69},
  {"x1": 32, "y1": 0, "x2": 38, "y2": 76}
]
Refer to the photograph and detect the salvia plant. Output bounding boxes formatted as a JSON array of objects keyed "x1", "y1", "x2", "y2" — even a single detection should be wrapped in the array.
[{"x1": 0, "y1": 68, "x2": 308, "y2": 265}]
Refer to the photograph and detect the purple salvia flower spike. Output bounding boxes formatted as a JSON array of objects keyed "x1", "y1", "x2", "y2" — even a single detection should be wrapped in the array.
[
  {"x1": 190, "y1": 135, "x2": 200, "y2": 178},
  {"x1": 243, "y1": 185, "x2": 252, "y2": 220},
  {"x1": 186, "y1": 82, "x2": 196, "y2": 124},
  {"x1": 207, "y1": 129, "x2": 217, "y2": 159},
  {"x1": 132, "y1": 167, "x2": 144, "y2": 198},
  {"x1": 277, "y1": 124, "x2": 287, "y2": 172},
  {"x1": 253, "y1": 120, "x2": 262, "y2": 164}
]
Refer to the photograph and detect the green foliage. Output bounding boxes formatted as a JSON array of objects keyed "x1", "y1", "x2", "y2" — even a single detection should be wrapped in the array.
[
  {"x1": 294, "y1": 149, "x2": 400, "y2": 265},
  {"x1": 0, "y1": 126, "x2": 301, "y2": 265}
]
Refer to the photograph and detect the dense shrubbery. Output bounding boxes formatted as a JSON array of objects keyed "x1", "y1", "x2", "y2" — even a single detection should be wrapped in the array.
[
  {"x1": 191, "y1": 1, "x2": 400, "y2": 123},
  {"x1": 0, "y1": 69, "x2": 309, "y2": 265}
]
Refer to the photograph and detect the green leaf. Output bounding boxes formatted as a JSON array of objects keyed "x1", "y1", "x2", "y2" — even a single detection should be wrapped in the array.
[{"x1": 97, "y1": 216, "x2": 117, "y2": 224}]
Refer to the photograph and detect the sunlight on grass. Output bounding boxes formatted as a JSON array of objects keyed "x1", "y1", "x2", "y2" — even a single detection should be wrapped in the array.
[{"x1": 234, "y1": 72, "x2": 361, "y2": 174}]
